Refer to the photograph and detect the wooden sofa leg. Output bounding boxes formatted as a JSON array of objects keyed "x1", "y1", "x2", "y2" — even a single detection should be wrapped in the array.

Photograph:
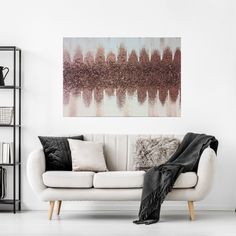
[
  {"x1": 188, "y1": 201, "x2": 195, "y2": 221},
  {"x1": 57, "y1": 201, "x2": 62, "y2": 215},
  {"x1": 48, "y1": 201, "x2": 55, "y2": 220}
]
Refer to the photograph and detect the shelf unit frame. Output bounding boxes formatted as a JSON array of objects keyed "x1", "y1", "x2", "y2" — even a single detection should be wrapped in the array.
[{"x1": 0, "y1": 46, "x2": 21, "y2": 213}]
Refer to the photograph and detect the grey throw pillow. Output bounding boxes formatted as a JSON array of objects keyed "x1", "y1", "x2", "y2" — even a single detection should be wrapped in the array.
[{"x1": 133, "y1": 137, "x2": 180, "y2": 171}]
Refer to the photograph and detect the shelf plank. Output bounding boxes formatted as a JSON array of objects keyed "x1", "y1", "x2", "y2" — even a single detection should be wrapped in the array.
[
  {"x1": 0, "y1": 86, "x2": 21, "y2": 89},
  {"x1": 0, "y1": 46, "x2": 21, "y2": 51},
  {"x1": 0, "y1": 163, "x2": 21, "y2": 166},
  {"x1": 0, "y1": 124, "x2": 21, "y2": 127},
  {"x1": 0, "y1": 199, "x2": 20, "y2": 205}
]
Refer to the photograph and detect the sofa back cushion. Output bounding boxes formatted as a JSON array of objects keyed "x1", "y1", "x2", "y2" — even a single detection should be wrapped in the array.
[{"x1": 83, "y1": 134, "x2": 183, "y2": 171}]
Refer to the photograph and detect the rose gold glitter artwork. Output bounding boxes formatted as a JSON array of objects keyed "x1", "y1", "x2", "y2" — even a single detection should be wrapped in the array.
[{"x1": 63, "y1": 38, "x2": 181, "y2": 117}]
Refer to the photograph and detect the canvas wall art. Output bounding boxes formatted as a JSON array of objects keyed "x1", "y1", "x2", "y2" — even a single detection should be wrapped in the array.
[{"x1": 63, "y1": 37, "x2": 181, "y2": 117}]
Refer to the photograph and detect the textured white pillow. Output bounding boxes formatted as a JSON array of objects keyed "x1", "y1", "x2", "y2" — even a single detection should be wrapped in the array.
[{"x1": 68, "y1": 139, "x2": 108, "y2": 172}]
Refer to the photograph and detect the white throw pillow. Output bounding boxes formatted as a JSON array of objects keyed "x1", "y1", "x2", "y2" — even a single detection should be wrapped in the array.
[{"x1": 68, "y1": 139, "x2": 108, "y2": 172}]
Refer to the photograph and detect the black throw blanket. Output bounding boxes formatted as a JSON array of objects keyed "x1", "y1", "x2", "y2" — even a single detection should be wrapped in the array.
[{"x1": 133, "y1": 132, "x2": 218, "y2": 225}]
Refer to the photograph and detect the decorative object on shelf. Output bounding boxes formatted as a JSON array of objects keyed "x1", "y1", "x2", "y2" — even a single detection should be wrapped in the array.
[
  {"x1": 0, "y1": 167, "x2": 6, "y2": 199},
  {"x1": 63, "y1": 37, "x2": 181, "y2": 117},
  {"x1": 0, "y1": 66, "x2": 9, "y2": 86},
  {"x1": 0, "y1": 46, "x2": 21, "y2": 213},
  {"x1": 0, "y1": 107, "x2": 14, "y2": 125},
  {"x1": 0, "y1": 142, "x2": 14, "y2": 164}
]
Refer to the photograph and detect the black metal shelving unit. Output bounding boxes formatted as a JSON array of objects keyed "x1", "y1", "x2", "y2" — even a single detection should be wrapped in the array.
[{"x1": 0, "y1": 46, "x2": 21, "y2": 213}]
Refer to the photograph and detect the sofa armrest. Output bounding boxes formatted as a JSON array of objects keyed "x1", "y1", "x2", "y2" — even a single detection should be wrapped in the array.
[
  {"x1": 194, "y1": 147, "x2": 217, "y2": 200},
  {"x1": 27, "y1": 149, "x2": 47, "y2": 197}
]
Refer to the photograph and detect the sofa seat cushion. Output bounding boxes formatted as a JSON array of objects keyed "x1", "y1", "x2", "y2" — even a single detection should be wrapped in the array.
[
  {"x1": 174, "y1": 172, "x2": 198, "y2": 189},
  {"x1": 93, "y1": 171, "x2": 145, "y2": 189},
  {"x1": 93, "y1": 171, "x2": 197, "y2": 189},
  {"x1": 42, "y1": 171, "x2": 94, "y2": 188}
]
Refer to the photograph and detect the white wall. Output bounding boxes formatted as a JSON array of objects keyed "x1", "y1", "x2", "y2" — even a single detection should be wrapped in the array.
[{"x1": 0, "y1": 0, "x2": 236, "y2": 211}]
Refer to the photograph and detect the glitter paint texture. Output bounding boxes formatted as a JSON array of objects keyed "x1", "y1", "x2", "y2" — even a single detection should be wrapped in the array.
[{"x1": 63, "y1": 37, "x2": 181, "y2": 117}]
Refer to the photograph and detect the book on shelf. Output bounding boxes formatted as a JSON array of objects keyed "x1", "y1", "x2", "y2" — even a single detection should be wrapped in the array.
[
  {"x1": 0, "y1": 142, "x2": 2, "y2": 163},
  {"x1": 2, "y1": 143, "x2": 10, "y2": 164},
  {"x1": 10, "y1": 142, "x2": 13, "y2": 164},
  {"x1": 0, "y1": 142, "x2": 14, "y2": 164}
]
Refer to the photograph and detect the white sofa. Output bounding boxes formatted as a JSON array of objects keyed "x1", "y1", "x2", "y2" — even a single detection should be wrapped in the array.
[{"x1": 27, "y1": 134, "x2": 216, "y2": 220}]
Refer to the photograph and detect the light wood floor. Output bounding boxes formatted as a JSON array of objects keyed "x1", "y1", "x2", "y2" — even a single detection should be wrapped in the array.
[{"x1": 0, "y1": 210, "x2": 236, "y2": 235}]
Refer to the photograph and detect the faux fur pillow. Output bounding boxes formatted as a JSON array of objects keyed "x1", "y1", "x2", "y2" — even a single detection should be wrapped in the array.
[{"x1": 133, "y1": 137, "x2": 180, "y2": 171}]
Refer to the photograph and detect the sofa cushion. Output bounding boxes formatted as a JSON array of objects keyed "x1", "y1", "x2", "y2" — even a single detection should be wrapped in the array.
[
  {"x1": 93, "y1": 171, "x2": 145, "y2": 188},
  {"x1": 42, "y1": 171, "x2": 94, "y2": 188},
  {"x1": 174, "y1": 172, "x2": 198, "y2": 189},
  {"x1": 93, "y1": 171, "x2": 197, "y2": 189}
]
